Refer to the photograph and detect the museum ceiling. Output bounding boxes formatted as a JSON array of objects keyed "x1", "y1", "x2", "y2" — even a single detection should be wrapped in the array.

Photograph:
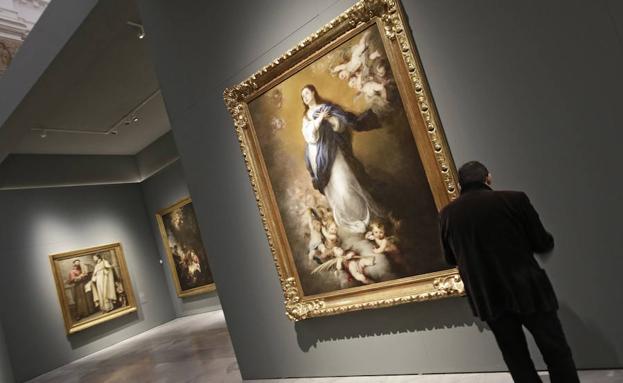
[{"x1": 2, "y1": 0, "x2": 170, "y2": 157}]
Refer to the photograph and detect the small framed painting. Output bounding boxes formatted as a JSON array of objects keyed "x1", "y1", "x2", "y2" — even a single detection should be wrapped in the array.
[
  {"x1": 156, "y1": 197, "x2": 216, "y2": 297},
  {"x1": 50, "y1": 243, "x2": 137, "y2": 334}
]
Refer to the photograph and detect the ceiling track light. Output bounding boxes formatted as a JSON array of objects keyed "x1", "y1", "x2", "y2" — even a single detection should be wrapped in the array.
[
  {"x1": 30, "y1": 89, "x2": 160, "y2": 139},
  {"x1": 127, "y1": 21, "x2": 145, "y2": 40},
  {"x1": 31, "y1": 127, "x2": 114, "y2": 136}
]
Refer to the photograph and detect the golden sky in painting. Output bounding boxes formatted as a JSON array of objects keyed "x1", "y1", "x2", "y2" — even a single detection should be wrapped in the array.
[
  {"x1": 246, "y1": 24, "x2": 445, "y2": 295},
  {"x1": 249, "y1": 25, "x2": 414, "y2": 189}
]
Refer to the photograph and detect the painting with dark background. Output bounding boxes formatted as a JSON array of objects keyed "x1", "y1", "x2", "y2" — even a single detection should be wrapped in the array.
[
  {"x1": 159, "y1": 200, "x2": 214, "y2": 295},
  {"x1": 248, "y1": 25, "x2": 448, "y2": 297}
]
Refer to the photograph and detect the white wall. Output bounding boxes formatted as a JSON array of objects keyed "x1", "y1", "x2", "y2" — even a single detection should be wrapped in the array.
[
  {"x1": 140, "y1": 159, "x2": 221, "y2": 317},
  {"x1": 0, "y1": 184, "x2": 176, "y2": 382},
  {"x1": 137, "y1": 0, "x2": 623, "y2": 379}
]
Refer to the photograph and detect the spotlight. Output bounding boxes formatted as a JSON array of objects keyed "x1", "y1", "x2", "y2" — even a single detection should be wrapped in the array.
[
  {"x1": 132, "y1": 116, "x2": 139, "y2": 123},
  {"x1": 40, "y1": 130, "x2": 47, "y2": 138},
  {"x1": 127, "y1": 21, "x2": 145, "y2": 40},
  {"x1": 109, "y1": 128, "x2": 119, "y2": 135}
]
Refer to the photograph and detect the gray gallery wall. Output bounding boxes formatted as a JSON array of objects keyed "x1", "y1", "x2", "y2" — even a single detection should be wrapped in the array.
[
  {"x1": 135, "y1": 131, "x2": 180, "y2": 181},
  {"x1": 0, "y1": 154, "x2": 140, "y2": 190},
  {"x1": 140, "y1": 159, "x2": 221, "y2": 317},
  {"x1": 0, "y1": 324, "x2": 14, "y2": 383},
  {"x1": 137, "y1": 0, "x2": 623, "y2": 379},
  {"x1": 0, "y1": 184, "x2": 176, "y2": 382}
]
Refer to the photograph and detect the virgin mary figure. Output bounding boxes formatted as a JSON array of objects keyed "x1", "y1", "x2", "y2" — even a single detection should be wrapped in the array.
[{"x1": 300, "y1": 84, "x2": 383, "y2": 234}]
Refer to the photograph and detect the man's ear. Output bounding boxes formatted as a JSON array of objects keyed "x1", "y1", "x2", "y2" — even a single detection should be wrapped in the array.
[{"x1": 485, "y1": 173, "x2": 492, "y2": 186}]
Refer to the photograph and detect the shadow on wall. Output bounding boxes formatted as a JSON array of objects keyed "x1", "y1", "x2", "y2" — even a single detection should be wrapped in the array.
[
  {"x1": 69, "y1": 311, "x2": 141, "y2": 349},
  {"x1": 295, "y1": 298, "x2": 622, "y2": 368},
  {"x1": 558, "y1": 303, "x2": 621, "y2": 369},
  {"x1": 295, "y1": 296, "x2": 482, "y2": 352},
  {"x1": 180, "y1": 291, "x2": 217, "y2": 305}
]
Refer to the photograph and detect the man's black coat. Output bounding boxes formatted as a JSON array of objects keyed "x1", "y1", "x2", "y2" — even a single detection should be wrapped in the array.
[{"x1": 439, "y1": 182, "x2": 558, "y2": 321}]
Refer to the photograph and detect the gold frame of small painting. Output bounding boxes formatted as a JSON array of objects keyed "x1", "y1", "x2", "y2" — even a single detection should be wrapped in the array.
[
  {"x1": 223, "y1": 0, "x2": 464, "y2": 320},
  {"x1": 50, "y1": 243, "x2": 137, "y2": 334},
  {"x1": 156, "y1": 197, "x2": 216, "y2": 297}
]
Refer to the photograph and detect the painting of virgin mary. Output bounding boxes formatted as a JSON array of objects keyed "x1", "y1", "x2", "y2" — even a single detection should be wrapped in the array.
[
  {"x1": 300, "y1": 84, "x2": 382, "y2": 233},
  {"x1": 246, "y1": 24, "x2": 450, "y2": 296}
]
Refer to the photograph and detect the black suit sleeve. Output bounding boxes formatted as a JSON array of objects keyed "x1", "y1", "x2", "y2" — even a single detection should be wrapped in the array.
[
  {"x1": 520, "y1": 192, "x2": 554, "y2": 254},
  {"x1": 439, "y1": 210, "x2": 457, "y2": 266}
]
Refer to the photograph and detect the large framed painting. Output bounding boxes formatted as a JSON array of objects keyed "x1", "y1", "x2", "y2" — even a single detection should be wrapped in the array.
[
  {"x1": 224, "y1": 0, "x2": 464, "y2": 320},
  {"x1": 50, "y1": 243, "x2": 137, "y2": 334},
  {"x1": 156, "y1": 197, "x2": 216, "y2": 297}
]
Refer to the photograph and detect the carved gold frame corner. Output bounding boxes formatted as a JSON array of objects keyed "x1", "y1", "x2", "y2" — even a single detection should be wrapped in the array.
[
  {"x1": 156, "y1": 196, "x2": 217, "y2": 298},
  {"x1": 224, "y1": 0, "x2": 464, "y2": 321},
  {"x1": 50, "y1": 243, "x2": 138, "y2": 334}
]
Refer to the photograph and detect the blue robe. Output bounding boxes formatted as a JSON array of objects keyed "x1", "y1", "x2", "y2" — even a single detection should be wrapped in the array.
[{"x1": 304, "y1": 103, "x2": 378, "y2": 194}]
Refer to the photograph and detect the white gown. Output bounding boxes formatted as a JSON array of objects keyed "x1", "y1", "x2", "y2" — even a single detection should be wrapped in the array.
[
  {"x1": 91, "y1": 259, "x2": 117, "y2": 312},
  {"x1": 302, "y1": 105, "x2": 380, "y2": 233}
]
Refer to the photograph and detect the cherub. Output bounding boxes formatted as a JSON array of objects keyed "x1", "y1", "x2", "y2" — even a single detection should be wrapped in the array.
[
  {"x1": 306, "y1": 208, "x2": 326, "y2": 262},
  {"x1": 365, "y1": 221, "x2": 406, "y2": 271},
  {"x1": 311, "y1": 245, "x2": 344, "y2": 274},
  {"x1": 373, "y1": 59, "x2": 388, "y2": 79},
  {"x1": 316, "y1": 206, "x2": 332, "y2": 223},
  {"x1": 331, "y1": 30, "x2": 372, "y2": 80},
  {"x1": 340, "y1": 247, "x2": 375, "y2": 285},
  {"x1": 366, "y1": 221, "x2": 399, "y2": 255},
  {"x1": 361, "y1": 80, "x2": 388, "y2": 104},
  {"x1": 348, "y1": 72, "x2": 388, "y2": 107},
  {"x1": 321, "y1": 217, "x2": 340, "y2": 252},
  {"x1": 347, "y1": 73, "x2": 363, "y2": 90},
  {"x1": 187, "y1": 250, "x2": 202, "y2": 276},
  {"x1": 311, "y1": 246, "x2": 375, "y2": 285}
]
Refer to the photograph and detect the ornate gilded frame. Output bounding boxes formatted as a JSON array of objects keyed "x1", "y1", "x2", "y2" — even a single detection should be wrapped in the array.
[
  {"x1": 156, "y1": 197, "x2": 216, "y2": 298},
  {"x1": 223, "y1": 0, "x2": 463, "y2": 320},
  {"x1": 50, "y1": 243, "x2": 137, "y2": 334}
]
